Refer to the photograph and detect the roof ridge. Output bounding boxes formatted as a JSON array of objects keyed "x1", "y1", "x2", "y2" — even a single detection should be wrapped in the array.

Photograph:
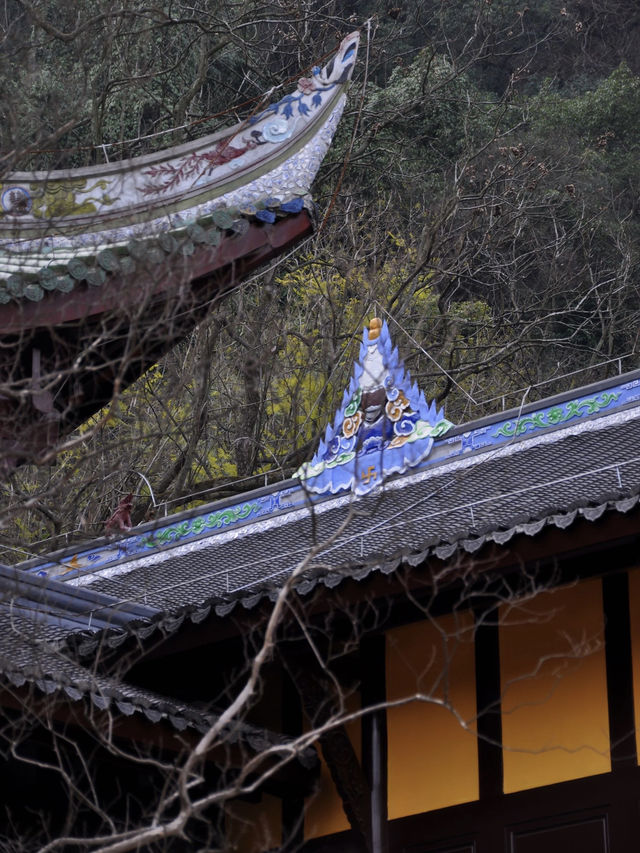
[{"x1": 23, "y1": 365, "x2": 640, "y2": 584}]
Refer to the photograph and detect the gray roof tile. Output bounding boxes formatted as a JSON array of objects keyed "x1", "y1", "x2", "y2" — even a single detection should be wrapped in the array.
[{"x1": 60, "y1": 403, "x2": 640, "y2": 633}]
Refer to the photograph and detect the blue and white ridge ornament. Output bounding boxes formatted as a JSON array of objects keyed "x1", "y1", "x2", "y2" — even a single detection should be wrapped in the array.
[{"x1": 297, "y1": 317, "x2": 453, "y2": 495}]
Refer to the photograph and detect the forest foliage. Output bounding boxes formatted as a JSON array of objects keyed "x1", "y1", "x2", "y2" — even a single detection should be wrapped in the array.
[{"x1": 2, "y1": 0, "x2": 640, "y2": 556}]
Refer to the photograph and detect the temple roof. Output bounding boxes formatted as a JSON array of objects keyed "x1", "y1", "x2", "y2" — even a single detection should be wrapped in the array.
[
  {"x1": 0, "y1": 32, "x2": 360, "y2": 467},
  {"x1": 0, "y1": 32, "x2": 359, "y2": 305},
  {"x1": 0, "y1": 564, "x2": 318, "y2": 769},
  {"x1": 4, "y1": 346, "x2": 640, "y2": 731},
  {"x1": 54, "y1": 391, "x2": 640, "y2": 628},
  {"x1": 13, "y1": 353, "x2": 640, "y2": 641},
  {"x1": 0, "y1": 198, "x2": 307, "y2": 306}
]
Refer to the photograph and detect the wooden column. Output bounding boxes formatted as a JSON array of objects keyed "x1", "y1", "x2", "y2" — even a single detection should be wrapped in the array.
[
  {"x1": 602, "y1": 572, "x2": 637, "y2": 767},
  {"x1": 281, "y1": 669, "x2": 305, "y2": 850},
  {"x1": 283, "y1": 648, "x2": 371, "y2": 852},
  {"x1": 361, "y1": 634, "x2": 388, "y2": 853},
  {"x1": 474, "y1": 604, "x2": 503, "y2": 800}
]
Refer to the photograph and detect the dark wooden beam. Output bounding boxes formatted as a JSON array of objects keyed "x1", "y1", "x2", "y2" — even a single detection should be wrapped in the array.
[
  {"x1": 0, "y1": 213, "x2": 312, "y2": 331},
  {"x1": 305, "y1": 765, "x2": 640, "y2": 852}
]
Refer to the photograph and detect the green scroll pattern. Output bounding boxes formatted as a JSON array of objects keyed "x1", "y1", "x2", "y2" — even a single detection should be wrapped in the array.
[
  {"x1": 140, "y1": 500, "x2": 261, "y2": 549},
  {"x1": 493, "y1": 392, "x2": 620, "y2": 438}
]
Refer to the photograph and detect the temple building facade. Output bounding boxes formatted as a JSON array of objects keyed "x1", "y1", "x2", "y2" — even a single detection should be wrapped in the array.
[{"x1": 2, "y1": 319, "x2": 640, "y2": 851}]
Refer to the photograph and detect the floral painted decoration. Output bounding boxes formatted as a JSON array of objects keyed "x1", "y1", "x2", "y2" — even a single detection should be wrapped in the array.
[
  {"x1": 141, "y1": 139, "x2": 255, "y2": 196},
  {"x1": 297, "y1": 318, "x2": 453, "y2": 496},
  {"x1": 248, "y1": 32, "x2": 358, "y2": 126}
]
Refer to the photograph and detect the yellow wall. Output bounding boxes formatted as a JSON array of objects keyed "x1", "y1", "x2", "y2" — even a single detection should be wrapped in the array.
[
  {"x1": 386, "y1": 611, "x2": 479, "y2": 818},
  {"x1": 226, "y1": 792, "x2": 281, "y2": 853},
  {"x1": 500, "y1": 579, "x2": 610, "y2": 793},
  {"x1": 628, "y1": 568, "x2": 640, "y2": 760},
  {"x1": 304, "y1": 690, "x2": 362, "y2": 839}
]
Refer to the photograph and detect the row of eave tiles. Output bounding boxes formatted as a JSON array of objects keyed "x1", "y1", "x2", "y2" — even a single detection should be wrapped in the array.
[{"x1": 0, "y1": 197, "x2": 305, "y2": 303}]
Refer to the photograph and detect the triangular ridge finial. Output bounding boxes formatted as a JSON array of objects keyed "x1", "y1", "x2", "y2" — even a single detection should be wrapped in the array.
[{"x1": 296, "y1": 318, "x2": 453, "y2": 495}]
